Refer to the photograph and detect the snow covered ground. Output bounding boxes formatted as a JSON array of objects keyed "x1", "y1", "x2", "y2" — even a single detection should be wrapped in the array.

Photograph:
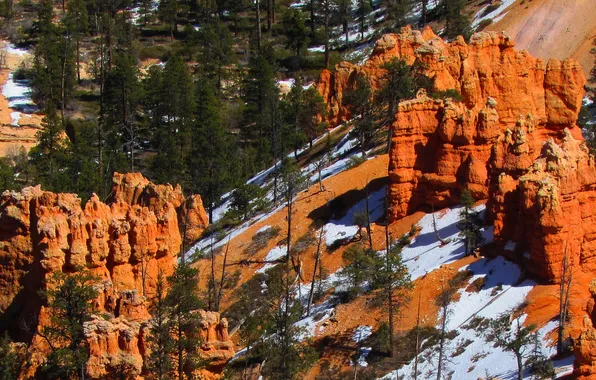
[
  {"x1": 324, "y1": 185, "x2": 385, "y2": 246},
  {"x1": 472, "y1": 0, "x2": 518, "y2": 28},
  {"x1": 402, "y1": 205, "x2": 493, "y2": 280}
]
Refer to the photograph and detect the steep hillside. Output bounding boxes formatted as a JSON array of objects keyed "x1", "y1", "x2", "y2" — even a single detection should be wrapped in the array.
[{"x1": 483, "y1": 0, "x2": 596, "y2": 74}]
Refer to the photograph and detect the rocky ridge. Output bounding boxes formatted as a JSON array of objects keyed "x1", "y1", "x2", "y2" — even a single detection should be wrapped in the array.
[{"x1": 0, "y1": 172, "x2": 232, "y2": 378}]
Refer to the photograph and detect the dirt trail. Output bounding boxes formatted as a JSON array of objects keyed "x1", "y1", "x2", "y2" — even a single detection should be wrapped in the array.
[
  {"x1": 488, "y1": 0, "x2": 596, "y2": 74},
  {"x1": 0, "y1": 42, "x2": 42, "y2": 157}
]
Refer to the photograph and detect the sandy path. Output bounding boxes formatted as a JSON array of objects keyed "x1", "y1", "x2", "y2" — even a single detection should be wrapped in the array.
[
  {"x1": 488, "y1": 0, "x2": 596, "y2": 75},
  {"x1": 0, "y1": 42, "x2": 43, "y2": 156}
]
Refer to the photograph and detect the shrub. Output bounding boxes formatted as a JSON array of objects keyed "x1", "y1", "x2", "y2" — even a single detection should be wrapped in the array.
[
  {"x1": 347, "y1": 154, "x2": 367, "y2": 169},
  {"x1": 476, "y1": 18, "x2": 493, "y2": 32},
  {"x1": 431, "y1": 89, "x2": 464, "y2": 102},
  {"x1": 244, "y1": 226, "x2": 282, "y2": 256}
]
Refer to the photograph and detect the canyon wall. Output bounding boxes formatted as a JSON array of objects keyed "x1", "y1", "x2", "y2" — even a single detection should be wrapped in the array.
[
  {"x1": 317, "y1": 26, "x2": 587, "y2": 280},
  {"x1": 318, "y1": 26, "x2": 596, "y2": 376},
  {"x1": 0, "y1": 173, "x2": 232, "y2": 378}
]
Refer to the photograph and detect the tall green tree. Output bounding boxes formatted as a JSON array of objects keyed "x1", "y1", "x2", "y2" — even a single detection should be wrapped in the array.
[
  {"x1": 148, "y1": 271, "x2": 174, "y2": 380},
  {"x1": 333, "y1": 0, "x2": 351, "y2": 47},
  {"x1": 442, "y1": 0, "x2": 471, "y2": 41},
  {"x1": 384, "y1": 0, "x2": 412, "y2": 30},
  {"x1": 149, "y1": 55, "x2": 195, "y2": 186},
  {"x1": 282, "y1": 8, "x2": 309, "y2": 58},
  {"x1": 103, "y1": 51, "x2": 143, "y2": 171},
  {"x1": 32, "y1": 0, "x2": 77, "y2": 119},
  {"x1": 197, "y1": 20, "x2": 235, "y2": 94},
  {"x1": 297, "y1": 87, "x2": 327, "y2": 148},
  {"x1": 189, "y1": 79, "x2": 235, "y2": 223},
  {"x1": 39, "y1": 272, "x2": 99, "y2": 380},
  {"x1": 65, "y1": 0, "x2": 89, "y2": 82},
  {"x1": 158, "y1": 0, "x2": 179, "y2": 40},
  {"x1": 242, "y1": 53, "x2": 280, "y2": 168},
  {"x1": 457, "y1": 189, "x2": 484, "y2": 255},
  {"x1": 165, "y1": 263, "x2": 203, "y2": 380},
  {"x1": 344, "y1": 75, "x2": 375, "y2": 155}
]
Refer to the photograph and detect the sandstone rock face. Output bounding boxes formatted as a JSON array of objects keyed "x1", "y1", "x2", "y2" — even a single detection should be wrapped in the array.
[
  {"x1": 316, "y1": 27, "x2": 586, "y2": 224},
  {"x1": 0, "y1": 173, "x2": 217, "y2": 378},
  {"x1": 317, "y1": 26, "x2": 596, "y2": 376}
]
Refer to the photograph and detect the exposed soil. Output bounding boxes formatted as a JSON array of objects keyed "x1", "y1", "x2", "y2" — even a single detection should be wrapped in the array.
[{"x1": 488, "y1": 0, "x2": 596, "y2": 74}]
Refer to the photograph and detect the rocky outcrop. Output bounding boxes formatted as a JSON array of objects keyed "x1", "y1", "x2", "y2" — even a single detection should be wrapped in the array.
[
  {"x1": 83, "y1": 308, "x2": 234, "y2": 378},
  {"x1": 316, "y1": 26, "x2": 586, "y2": 224},
  {"x1": 0, "y1": 173, "x2": 217, "y2": 378}
]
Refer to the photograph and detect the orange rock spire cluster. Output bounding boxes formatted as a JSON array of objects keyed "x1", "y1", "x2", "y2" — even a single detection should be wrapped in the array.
[
  {"x1": 317, "y1": 26, "x2": 596, "y2": 377},
  {"x1": 0, "y1": 172, "x2": 233, "y2": 378}
]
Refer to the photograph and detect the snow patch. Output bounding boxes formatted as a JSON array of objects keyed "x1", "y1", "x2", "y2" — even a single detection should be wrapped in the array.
[
  {"x1": 352, "y1": 325, "x2": 373, "y2": 343},
  {"x1": 10, "y1": 111, "x2": 21, "y2": 126}
]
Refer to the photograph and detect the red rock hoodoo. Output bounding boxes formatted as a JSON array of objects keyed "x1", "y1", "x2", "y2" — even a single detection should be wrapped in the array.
[
  {"x1": 316, "y1": 26, "x2": 587, "y2": 281},
  {"x1": 318, "y1": 25, "x2": 596, "y2": 377},
  {"x1": 0, "y1": 173, "x2": 230, "y2": 378}
]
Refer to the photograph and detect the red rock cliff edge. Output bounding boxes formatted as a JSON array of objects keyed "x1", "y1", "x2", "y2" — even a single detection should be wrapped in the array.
[{"x1": 0, "y1": 173, "x2": 232, "y2": 379}]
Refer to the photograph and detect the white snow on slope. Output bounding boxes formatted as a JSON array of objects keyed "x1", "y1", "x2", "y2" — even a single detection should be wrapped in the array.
[
  {"x1": 353, "y1": 325, "x2": 373, "y2": 343},
  {"x1": 472, "y1": 0, "x2": 517, "y2": 28},
  {"x1": 10, "y1": 111, "x2": 21, "y2": 126},
  {"x1": 383, "y1": 254, "x2": 573, "y2": 379},
  {"x1": 403, "y1": 204, "x2": 494, "y2": 280},
  {"x1": 2, "y1": 72, "x2": 37, "y2": 113},
  {"x1": 324, "y1": 186, "x2": 385, "y2": 246},
  {"x1": 256, "y1": 245, "x2": 288, "y2": 274}
]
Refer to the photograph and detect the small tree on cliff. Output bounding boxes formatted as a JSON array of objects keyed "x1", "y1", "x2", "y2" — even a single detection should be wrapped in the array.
[
  {"x1": 165, "y1": 263, "x2": 203, "y2": 379},
  {"x1": 481, "y1": 312, "x2": 538, "y2": 380},
  {"x1": 148, "y1": 271, "x2": 174, "y2": 380},
  {"x1": 375, "y1": 58, "x2": 417, "y2": 152},
  {"x1": 457, "y1": 189, "x2": 484, "y2": 255},
  {"x1": 38, "y1": 271, "x2": 99, "y2": 380}
]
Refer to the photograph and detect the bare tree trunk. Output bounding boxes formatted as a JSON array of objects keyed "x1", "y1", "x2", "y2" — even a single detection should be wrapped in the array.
[
  {"x1": 385, "y1": 215, "x2": 394, "y2": 356},
  {"x1": 324, "y1": 0, "x2": 329, "y2": 68},
  {"x1": 365, "y1": 180, "x2": 373, "y2": 249},
  {"x1": 432, "y1": 205, "x2": 450, "y2": 245},
  {"x1": 310, "y1": 0, "x2": 315, "y2": 37},
  {"x1": 414, "y1": 293, "x2": 421, "y2": 379},
  {"x1": 558, "y1": 243, "x2": 573, "y2": 356},
  {"x1": 209, "y1": 236, "x2": 216, "y2": 311},
  {"x1": 256, "y1": 0, "x2": 262, "y2": 51},
  {"x1": 437, "y1": 298, "x2": 448, "y2": 380},
  {"x1": 216, "y1": 237, "x2": 231, "y2": 312},
  {"x1": 307, "y1": 227, "x2": 325, "y2": 316}
]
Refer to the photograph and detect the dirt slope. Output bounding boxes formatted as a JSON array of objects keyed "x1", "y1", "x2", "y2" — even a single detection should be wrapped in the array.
[{"x1": 487, "y1": 0, "x2": 596, "y2": 74}]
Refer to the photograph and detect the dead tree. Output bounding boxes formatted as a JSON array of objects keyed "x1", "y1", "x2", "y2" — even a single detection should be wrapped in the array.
[
  {"x1": 557, "y1": 243, "x2": 573, "y2": 356},
  {"x1": 307, "y1": 225, "x2": 325, "y2": 316},
  {"x1": 432, "y1": 204, "x2": 451, "y2": 245}
]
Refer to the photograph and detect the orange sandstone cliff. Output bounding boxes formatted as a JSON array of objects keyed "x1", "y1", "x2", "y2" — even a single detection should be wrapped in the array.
[
  {"x1": 0, "y1": 173, "x2": 231, "y2": 378},
  {"x1": 317, "y1": 26, "x2": 596, "y2": 377}
]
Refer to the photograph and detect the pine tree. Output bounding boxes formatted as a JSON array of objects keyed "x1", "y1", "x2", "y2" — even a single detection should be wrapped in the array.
[
  {"x1": 189, "y1": 79, "x2": 235, "y2": 223},
  {"x1": 242, "y1": 53, "x2": 280, "y2": 168},
  {"x1": 39, "y1": 271, "x2": 99, "y2": 380},
  {"x1": 158, "y1": 0, "x2": 179, "y2": 40},
  {"x1": 165, "y1": 263, "x2": 203, "y2": 379},
  {"x1": 482, "y1": 313, "x2": 537, "y2": 380},
  {"x1": 150, "y1": 55, "x2": 195, "y2": 186},
  {"x1": 344, "y1": 75, "x2": 375, "y2": 156},
  {"x1": 282, "y1": 8, "x2": 310, "y2": 58},
  {"x1": 384, "y1": 0, "x2": 412, "y2": 30},
  {"x1": 29, "y1": 106, "x2": 70, "y2": 192},
  {"x1": 65, "y1": 0, "x2": 89, "y2": 83},
  {"x1": 457, "y1": 189, "x2": 485, "y2": 255},
  {"x1": 197, "y1": 19, "x2": 235, "y2": 94},
  {"x1": 0, "y1": 333, "x2": 25, "y2": 379},
  {"x1": 298, "y1": 87, "x2": 327, "y2": 148},
  {"x1": 103, "y1": 51, "x2": 143, "y2": 171},
  {"x1": 148, "y1": 271, "x2": 174, "y2": 380},
  {"x1": 333, "y1": 0, "x2": 351, "y2": 47},
  {"x1": 357, "y1": 0, "x2": 372, "y2": 40},
  {"x1": 338, "y1": 245, "x2": 377, "y2": 301},
  {"x1": 442, "y1": 0, "x2": 471, "y2": 41}
]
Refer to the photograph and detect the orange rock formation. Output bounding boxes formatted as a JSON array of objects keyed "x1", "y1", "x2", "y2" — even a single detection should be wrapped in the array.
[
  {"x1": 316, "y1": 26, "x2": 586, "y2": 278},
  {"x1": 317, "y1": 26, "x2": 596, "y2": 376},
  {"x1": 0, "y1": 173, "x2": 229, "y2": 378}
]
